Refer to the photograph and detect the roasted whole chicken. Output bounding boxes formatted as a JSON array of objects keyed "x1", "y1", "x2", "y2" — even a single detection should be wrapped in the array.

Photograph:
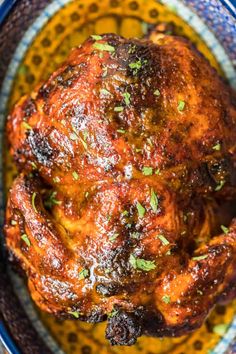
[{"x1": 4, "y1": 30, "x2": 236, "y2": 346}]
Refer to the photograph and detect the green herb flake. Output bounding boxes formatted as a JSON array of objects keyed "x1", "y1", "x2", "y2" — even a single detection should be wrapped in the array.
[
  {"x1": 31, "y1": 162, "x2": 37, "y2": 170},
  {"x1": 155, "y1": 168, "x2": 161, "y2": 175},
  {"x1": 122, "y1": 92, "x2": 131, "y2": 106},
  {"x1": 212, "y1": 143, "x2": 221, "y2": 151},
  {"x1": 78, "y1": 268, "x2": 89, "y2": 280},
  {"x1": 157, "y1": 234, "x2": 169, "y2": 246},
  {"x1": 121, "y1": 210, "x2": 129, "y2": 216},
  {"x1": 104, "y1": 268, "x2": 111, "y2": 274},
  {"x1": 221, "y1": 225, "x2": 229, "y2": 234},
  {"x1": 80, "y1": 138, "x2": 87, "y2": 150},
  {"x1": 102, "y1": 66, "x2": 108, "y2": 77},
  {"x1": 213, "y1": 324, "x2": 228, "y2": 336},
  {"x1": 192, "y1": 254, "x2": 208, "y2": 261},
  {"x1": 154, "y1": 89, "x2": 160, "y2": 96},
  {"x1": 32, "y1": 192, "x2": 37, "y2": 213},
  {"x1": 91, "y1": 34, "x2": 102, "y2": 40},
  {"x1": 68, "y1": 311, "x2": 80, "y2": 319},
  {"x1": 128, "y1": 44, "x2": 136, "y2": 54},
  {"x1": 142, "y1": 166, "x2": 153, "y2": 176},
  {"x1": 215, "y1": 180, "x2": 225, "y2": 191},
  {"x1": 70, "y1": 133, "x2": 78, "y2": 141},
  {"x1": 129, "y1": 254, "x2": 156, "y2": 271},
  {"x1": 117, "y1": 129, "x2": 126, "y2": 134},
  {"x1": 136, "y1": 148, "x2": 142, "y2": 153},
  {"x1": 136, "y1": 201, "x2": 146, "y2": 218},
  {"x1": 11, "y1": 220, "x2": 17, "y2": 226},
  {"x1": 109, "y1": 233, "x2": 119, "y2": 242},
  {"x1": 114, "y1": 106, "x2": 124, "y2": 112},
  {"x1": 129, "y1": 59, "x2": 142, "y2": 74},
  {"x1": 100, "y1": 88, "x2": 110, "y2": 95},
  {"x1": 150, "y1": 188, "x2": 159, "y2": 213},
  {"x1": 45, "y1": 191, "x2": 61, "y2": 208},
  {"x1": 177, "y1": 100, "x2": 185, "y2": 111},
  {"x1": 53, "y1": 176, "x2": 60, "y2": 183},
  {"x1": 162, "y1": 295, "x2": 171, "y2": 304},
  {"x1": 72, "y1": 171, "x2": 79, "y2": 180},
  {"x1": 130, "y1": 232, "x2": 141, "y2": 239},
  {"x1": 21, "y1": 122, "x2": 32, "y2": 130},
  {"x1": 93, "y1": 42, "x2": 115, "y2": 52},
  {"x1": 21, "y1": 234, "x2": 31, "y2": 247},
  {"x1": 108, "y1": 309, "x2": 119, "y2": 318}
]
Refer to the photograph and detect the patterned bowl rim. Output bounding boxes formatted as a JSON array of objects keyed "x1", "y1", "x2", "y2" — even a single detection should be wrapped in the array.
[{"x1": 0, "y1": 1, "x2": 236, "y2": 353}]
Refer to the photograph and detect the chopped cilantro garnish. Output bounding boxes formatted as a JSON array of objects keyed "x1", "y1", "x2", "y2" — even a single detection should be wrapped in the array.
[
  {"x1": 155, "y1": 168, "x2": 161, "y2": 175},
  {"x1": 136, "y1": 148, "x2": 142, "y2": 153},
  {"x1": 213, "y1": 143, "x2": 221, "y2": 151},
  {"x1": 192, "y1": 254, "x2": 208, "y2": 261},
  {"x1": 31, "y1": 162, "x2": 37, "y2": 170},
  {"x1": 108, "y1": 309, "x2": 119, "y2": 318},
  {"x1": 142, "y1": 166, "x2": 153, "y2": 176},
  {"x1": 147, "y1": 138, "x2": 153, "y2": 146},
  {"x1": 11, "y1": 220, "x2": 17, "y2": 226},
  {"x1": 157, "y1": 234, "x2": 169, "y2": 246},
  {"x1": 177, "y1": 100, "x2": 185, "y2": 111},
  {"x1": 72, "y1": 171, "x2": 79, "y2": 180},
  {"x1": 154, "y1": 89, "x2": 160, "y2": 96},
  {"x1": 121, "y1": 210, "x2": 129, "y2": 216},
  {"x1": 53, "y1": 176, "x2": 60, "y2": 183},
  {"x1": 91, "y1": 34, "x2": 102, "y2": 40},
  {"x1": 45, "y1": 191, "x2": 61, "y2": 208},
  {"x1": 213, "y1": 324, "x2": 228, "y2": 336},
  {"x1": 136, "y1": 201, "x2": 146, "y2": 218},
  {"x1": 78, "y1": 268, "x2": 89, "y2": 280},
  {"x1": 215, "y1": 180, "x2": 225, "y2": 191},
  {"x1": 70, "y1": 133, "x2": 78, "y2": 141},
  {"x1": 109, "y1": 233, "x2": 119, "y2": 242},
  {"x1": 32, "y1": 192, "x2": 37, "y2": 213},
  {"x1": 162, "y1": 295, "x2": 171, "y2": 304},
  {"x1": 68, "y1": 311, "x2": 80, "y2": 319},
  {"x1": 221, "y1": 225, "x2": 229, "y2": 234},
  {"x1": 102, "y1": 66, "x2": 108, "y2": 77},
  {"x1": 80, "y1": 137, "x2": 87, "y2": 150},
  {"x1": 104, "y1": 268, "x2": 111, "y2": 274},
  {"x1": 150, "y1": 188, "x2": 159, "y2": 213},
  {"x1": 128, "y1": 44, "x2": 136, "y2": 54},
  {"x1": 129, "y1": 59, "x2": 145, "y2": 74},
  {"x1": 114, "y1": 106, "x2": 124, "y2": 112},
  {"x1": 100, "y1": 88, "x2": 110, "y2": 95},
  {"x1": 93, "y1": 42, "x2": 115, "y2": 52},
  {"x1": 21, "y1": 122, "x2": 32, "y2": 130},
  {"x1": 129, "y1": 254, "x2": 156, "y2": 271},
  {"x1": 117, "y1": 129, "x2": 126, "y2": 134},
  {"x1": 122, "y1": 92, "x2": 131, "y2": 106},
  {"x1": 130, "y1": 232, "x2": 141, "y2": 239},
  {"x1": 21, "y1": 234, "x2": 31, "y2": 247}
]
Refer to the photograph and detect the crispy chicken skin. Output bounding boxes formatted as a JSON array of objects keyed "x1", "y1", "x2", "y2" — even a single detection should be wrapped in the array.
[{"x1": 4, "y1": 32, "x2": 236, "y2": 345}]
